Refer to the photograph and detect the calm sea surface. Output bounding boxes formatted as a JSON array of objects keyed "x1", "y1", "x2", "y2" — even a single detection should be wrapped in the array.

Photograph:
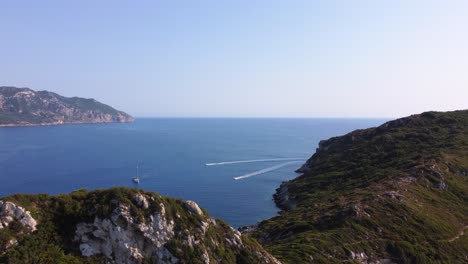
[{"x1": 0, "y1": 118, "x2": 387, "y2": 227}]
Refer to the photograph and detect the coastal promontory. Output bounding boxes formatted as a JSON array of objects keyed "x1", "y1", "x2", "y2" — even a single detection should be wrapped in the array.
[
  {"x1": 0, "y1": 86, "x2": 133, "y2": 127},
  {"x1": 251, "y1": 110, "x2": 468, "y2": 263}
]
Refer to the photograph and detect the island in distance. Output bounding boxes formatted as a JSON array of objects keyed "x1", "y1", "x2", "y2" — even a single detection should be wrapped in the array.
[{"x1": 0, "y1": 86, "x2": 133, "y2": 127}]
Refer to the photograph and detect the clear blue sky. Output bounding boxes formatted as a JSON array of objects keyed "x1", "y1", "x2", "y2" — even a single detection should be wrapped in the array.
[{"x1": 1, "y1": 1, "x2": 467, "y2": 118}]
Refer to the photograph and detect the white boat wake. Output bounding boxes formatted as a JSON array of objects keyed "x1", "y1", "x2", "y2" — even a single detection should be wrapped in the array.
[
  {"x1": 233, "y1": 161, "x2": 303, "y2": 180},
  {"x1": 205, "y1": 158, "x2": 305, "y2": 166}
]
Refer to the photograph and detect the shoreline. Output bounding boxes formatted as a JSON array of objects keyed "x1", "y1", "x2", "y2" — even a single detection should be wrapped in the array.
[
  {"x1": 272, "y1": 181, "x2": 296, "y2": 211},
  {"x1": 239, "y1": 180, "x2": 298, "y2": 234},
  {"x1": 0, "y1": 120, "x2": 134, "y2": 128}
]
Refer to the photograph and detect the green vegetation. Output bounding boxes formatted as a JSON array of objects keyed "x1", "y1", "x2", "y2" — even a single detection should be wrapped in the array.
[
  {"x1": 2, "y1": 109, "x2": 466, "y2": 263},
  {"x1": 0, "y1": 86, "x2": 133, "y2": 126},
  {"x1": 0, "y1": 188, "x2": 271, "y2": 264},
  {"x1": 252, "y1": 110, "x2": 468, "y2": 263}
]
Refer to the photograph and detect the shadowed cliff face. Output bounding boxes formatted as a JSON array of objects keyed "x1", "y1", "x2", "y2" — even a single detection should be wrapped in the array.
[
  {"x1": 0, "y1": 188, "x2": 281, "y2": 264},
  {"x1": 0, "y1": 86, "x2": 133, "y2": 126},
  {"x1": 252, "y1": 110, "x2": 468, "y2": 263}
]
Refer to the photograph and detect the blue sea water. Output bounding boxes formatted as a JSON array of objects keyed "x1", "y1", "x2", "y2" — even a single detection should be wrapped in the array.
[{"x1": 0, "y1": 118, "x2": 387, "y2": 227}]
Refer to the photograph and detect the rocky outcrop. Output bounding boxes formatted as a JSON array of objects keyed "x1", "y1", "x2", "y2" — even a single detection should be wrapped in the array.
[
  {"x1": 0, "y1": 188, "x2": 282, "y2": 264},
  {"x1": 0, "y1": 86, "x2": 133, "y2": 127},
  {"x1": 132, "y1": 193, "x2": 149, "y2": 209},
  {"x1": 74, "y1": 200, "x2": 176, "y2": 264},
  {"x1": 0, "y1": 201, "x2": 37, "y2": 254},
  {"x1": 71, "y1": 192, "x2": 282, "y2": 264},
  {"x1": 273, "y1": 182, "x2": 296, "y2": 211},
  {"x1": 0, "y1": 201, "x2": 37, "y2": 232},
  {"x1": 185, "y1": 200, "x2": 203, "y2": 215}
]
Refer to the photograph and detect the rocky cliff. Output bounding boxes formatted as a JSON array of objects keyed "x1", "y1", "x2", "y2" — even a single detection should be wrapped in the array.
[
  {"x1": 0, "y1": 188, "x2": 280, "y2": 264},
  {"x1": 0, "y1": 86, "x2": 133, "y2": 127},
  {"x1": 251, "y1": 110, "x2": 468, "y2": 263}
]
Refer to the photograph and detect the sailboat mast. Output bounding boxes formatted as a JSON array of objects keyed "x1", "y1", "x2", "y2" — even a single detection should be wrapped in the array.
[{"x1": 132, "y1": 162, "x2": 141, "y2": 183}]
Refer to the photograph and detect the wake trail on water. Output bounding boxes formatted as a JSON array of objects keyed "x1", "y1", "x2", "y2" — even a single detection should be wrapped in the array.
[
  {"x1": 205, "y1": 158, "x2": 305, "y2": 166},
  {"x1": 233, "y1": 161, "x2": 303, "y2": 180}
]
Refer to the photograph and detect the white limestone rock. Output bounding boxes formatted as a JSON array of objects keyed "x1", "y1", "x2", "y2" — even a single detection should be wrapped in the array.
[
  {"x1": 0, "y1": 200, "x2": 37, "y2": 232},
  {"x1": 201, "y1": 250, "x2": 210, "y2": 264},
  {"x1": 185, "y1": 200, "x2": 203, "y2": 216},
  {"x1": 132, "y1": 193, "x2": 149, "y2": 209},
  {"x1": 74, "y1": 200, "x2": 177, "y2": 264}
]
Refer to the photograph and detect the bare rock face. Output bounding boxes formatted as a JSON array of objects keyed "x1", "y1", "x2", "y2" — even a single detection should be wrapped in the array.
[
  {"x1": 273, "y1": 182, "x2": 296, "y2": 211},
  {"x1": 185, "y1": 200, "x2": 203, "y2": 215},
  {"x1": 132, "y1": 193, "x2": 149, "y2": 209},
  {"x1": 74, "y1": 201, "x2": 177, "y2": 264},
  {"x1": 0, "y1": 200, "x2": 37, "y2": 232},
  {"x1": 72, "y1": 192, "x2": 281, "y2": 264}
]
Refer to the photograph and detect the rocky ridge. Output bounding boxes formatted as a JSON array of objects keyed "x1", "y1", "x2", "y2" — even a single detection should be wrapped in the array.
[
  {"x1": 0, "y1": 188, "x2": 281, "y2": 264},
  {"x1": 0, "y1": 86, "x2": 133, "y2": 127}
]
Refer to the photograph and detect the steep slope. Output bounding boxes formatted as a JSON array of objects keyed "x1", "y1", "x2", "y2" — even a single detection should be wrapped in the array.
[
  {"x1": 0, "y1": 188, "x2": 280, "y2": 264},
  {"x1": 0, "y1": 86, "x2": 133, "y2": 126},
  {"x1": 251, "y1": 110, "x2": 468, "y2": 263}
]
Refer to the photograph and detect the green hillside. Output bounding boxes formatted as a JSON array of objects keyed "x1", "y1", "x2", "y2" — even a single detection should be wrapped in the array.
[{"x1": 252, "y1": 110, "x2": 468, "y2": 263}]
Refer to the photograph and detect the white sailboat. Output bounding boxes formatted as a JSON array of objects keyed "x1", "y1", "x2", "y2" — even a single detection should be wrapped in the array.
[{"x1": 132, "y1": 163, "x2": 140, "y2": 183}]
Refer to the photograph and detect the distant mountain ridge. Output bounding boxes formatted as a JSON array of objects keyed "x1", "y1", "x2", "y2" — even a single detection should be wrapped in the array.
[{"x1": 0, "y1": 86, "x2": 133, "y2": 127}]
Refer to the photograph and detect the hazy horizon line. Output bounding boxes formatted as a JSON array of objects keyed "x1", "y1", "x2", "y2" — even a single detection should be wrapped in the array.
[{"x1": 132, "y1": 116, "x2": 394, "y2": 120}]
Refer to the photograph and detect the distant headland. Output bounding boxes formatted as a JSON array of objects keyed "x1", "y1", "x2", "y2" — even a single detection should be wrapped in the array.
[{"x1": 0, "y1": 86, "x2": 133, "y2": 127}]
